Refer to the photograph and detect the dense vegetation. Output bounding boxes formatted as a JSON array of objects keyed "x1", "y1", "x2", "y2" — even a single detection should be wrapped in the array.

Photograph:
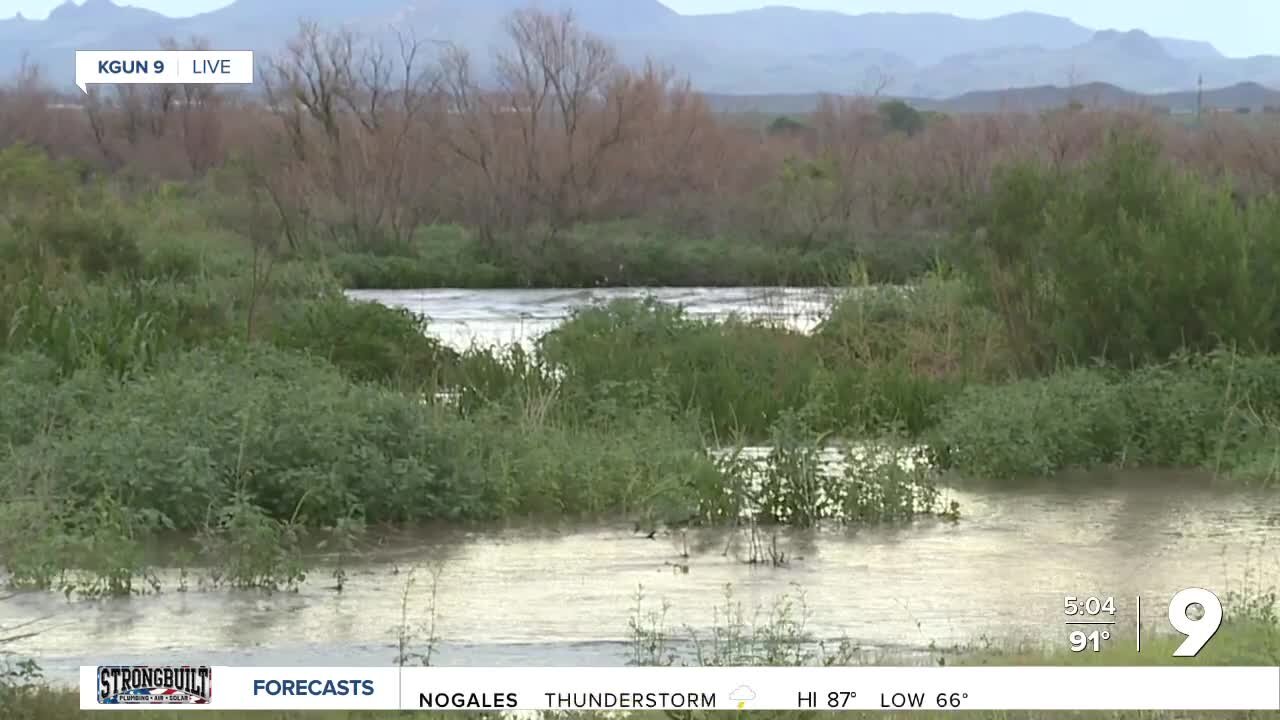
[
  {"x1": 0, "y1": 137, "x2": 957, "y2": 597},
  {"x1": 4, "y1": 126, "x2": 1280, "y2": 599},
  {"x1": 0, "y1": 8, "x2": 1278, "y2": 602}
]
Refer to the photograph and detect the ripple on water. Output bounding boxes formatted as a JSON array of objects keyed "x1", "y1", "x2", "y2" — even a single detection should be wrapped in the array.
[{"x1": 5, "y1": 472, "x2": 1277, "y2": 686}]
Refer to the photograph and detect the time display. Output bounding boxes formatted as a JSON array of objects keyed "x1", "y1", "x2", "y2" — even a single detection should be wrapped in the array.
[{"x1": 1064, "y1": 596, "x2": 1116, "y2": 616}]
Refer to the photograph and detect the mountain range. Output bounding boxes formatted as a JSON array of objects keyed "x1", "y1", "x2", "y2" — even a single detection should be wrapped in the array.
[{"x1": 3, "y1": 0, "x2": 1279, "y2": 100}]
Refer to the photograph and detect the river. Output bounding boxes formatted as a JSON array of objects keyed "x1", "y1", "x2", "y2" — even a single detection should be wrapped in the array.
[
  {"x1": 3, "y1": 288, "x2": 1278, "y2": 685},
  {"x1": 6, "y1": 472, "x2": 1277, "y2": 684},
  {"x1": 344, "y1": 287, "x2": 843, "y2": 348}
]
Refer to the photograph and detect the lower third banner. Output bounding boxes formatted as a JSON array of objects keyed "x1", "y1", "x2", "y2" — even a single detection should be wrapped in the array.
[{"x1": 80, "y1": 665, "x2": 1280, "y2": 711}]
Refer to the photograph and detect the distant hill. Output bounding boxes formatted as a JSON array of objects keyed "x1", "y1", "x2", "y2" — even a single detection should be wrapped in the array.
[
  {"x1": 3, "y1": 0, "x2": 1279, "y2": 99},
  {"x1": 928, "y1": 81, "x2": 1280, "y2": 114},
  {"x1": 704, "y1": 81, "x2": 1280, "y2": 115}
]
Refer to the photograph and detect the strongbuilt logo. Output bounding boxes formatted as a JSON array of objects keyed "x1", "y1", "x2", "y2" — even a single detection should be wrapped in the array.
[{"x1": 97, "y1": 666, "x2": 211, "y2": 704}]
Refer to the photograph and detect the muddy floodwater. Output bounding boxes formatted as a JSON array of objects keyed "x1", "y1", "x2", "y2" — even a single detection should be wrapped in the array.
[
  {"x1": 6, "y1": 472, "x2": 1278, "y2": 684},
  {"x1": 5, "y1": 289, "x2": 1279, "y2": 685}
]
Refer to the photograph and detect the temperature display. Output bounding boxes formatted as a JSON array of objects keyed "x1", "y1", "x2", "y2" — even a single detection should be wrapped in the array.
[{"x1": 1069, "y1": 629, "x2": 1110, "y2": 652}]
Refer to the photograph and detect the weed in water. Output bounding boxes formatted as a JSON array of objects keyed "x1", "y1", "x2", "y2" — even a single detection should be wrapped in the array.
[
  {"x1": 628, "y1": 583, "x2": 861, "y2": 668},
  {"x1": 318, "y1": 512, "x2": 366, "y2": 593},
  {"x1": 627, "y1": 585, "x2": 676, "y2": 667},
  {"x1": 394, "y1": 563, "x2": 445, "y2": 667},
  {"x1": 197, "y1": 491, "x2": 307, "y2": 593}
]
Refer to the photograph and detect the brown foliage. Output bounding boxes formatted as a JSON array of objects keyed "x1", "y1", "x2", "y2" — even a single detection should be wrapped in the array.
[
  {"x1": 260, "y1": 22, "x2": 447, "y2": 251},
  {"x1": 437, "y1": 9, "x2": 737, "y2": 257},
  {"x1": 2, "y1": 8, "x2": 1280, "y2": 253}
]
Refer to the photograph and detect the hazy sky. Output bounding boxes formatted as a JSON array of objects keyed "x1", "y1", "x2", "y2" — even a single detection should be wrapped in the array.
[{"x1": 7, "y1": 0, "x2": 1276, "y2": 57}]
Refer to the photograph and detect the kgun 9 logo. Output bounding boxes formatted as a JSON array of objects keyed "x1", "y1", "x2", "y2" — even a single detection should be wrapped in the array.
[
  {"x1": 96, "y1": 58, "x2": 165, "y2": 75},
  {"x1": 74, "y1": 50, "x2": 254, "y2": 92}
]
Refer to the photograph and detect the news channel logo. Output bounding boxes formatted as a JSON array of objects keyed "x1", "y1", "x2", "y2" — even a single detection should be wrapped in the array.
[{"x1": 97, "y1": 666, "x2": 212, "y2": 705}]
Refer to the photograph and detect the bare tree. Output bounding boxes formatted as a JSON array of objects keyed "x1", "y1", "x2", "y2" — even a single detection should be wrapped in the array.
[
  {"x1": 83, "y1": 87, "x2": 124, "y2": 168},
  {"x1": 261, "y1": 23, "x2": 446, "y2": 251},
  {"x1": 439, "y1": 44, "x2": 519, "y2": 250},
  {"x1": 265, "y1": 22, "x2": 353, "y2": 147},
  {"x1": 163, "y1": 36, "x2": 231, "y2": 175},
  {"x1": 0, "y1": 55, "x2": 55, "y2": 150},
  {"x1": 860, "y1": 65, "x2": 892, "y2": 98},
  {"x1": 208, "y1": 156, "x2": 300, "y2": 340},
  {"x1": 441, "y1": 9, "x2": 634, "y2": 258}
]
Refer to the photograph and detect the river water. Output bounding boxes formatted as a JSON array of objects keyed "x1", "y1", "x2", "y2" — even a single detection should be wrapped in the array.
[
  {"x1": 345, "y1": 287, "x2": 842, "y2": 348},
  {"x1": 4, "y1": 288, "x2": 1279, "y2": 685}
]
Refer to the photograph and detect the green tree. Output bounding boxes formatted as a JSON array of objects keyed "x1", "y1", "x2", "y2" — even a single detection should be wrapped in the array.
[
  {"x1": 766, "y1": 116, "x2": 808, "y2": 136},
  {"x1": 878, "y1": 100, "x2": 924, "y2": 136}
]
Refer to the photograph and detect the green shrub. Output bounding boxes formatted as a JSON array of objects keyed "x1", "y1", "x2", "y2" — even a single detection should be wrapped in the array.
[
  {"x1": 137, "y1": 228, "x2": 250, "y2": 282},
  {"x1": 816, "y1": 276, "x2": 1013, "y2": 382},
  {"x1": 38, "y1": 211, "x2": 144, "y2": 278},
  {"x1": 0, "y1": 343, "x2": 738, "y2": 541},
  {"x1": 812, "y1": 277, "x2": 1010, "y2": 434},
  {"x1": 928, "y1": 369, "x2": 1128, "y2": 479},
  {"x1": 328, "y1": 253, "x2": 514, "y2": 289},
  {"x1": 0, "y1": 143, "x2": 81, "y2": 220},
  {"x1": 929, "y1": 351, "x2": 1280, "y2": 480},
  {"x1": 879, "y1": 100, "x2": 925, "y2": 136},
  {"x1": 1, "y1": 345, "x2": 444, "y2": 532},
  {"x1": 270, "y1": 292, "x2": 455, "y2": 387},
  {"x1": 326, "y1": 224, "x2": 514, "y2": 288},
  {"x1": 528, "y1": 294, "x2": 991, "y2": 439},
  {"x1": 963, "y1": 133, "x2": 1280, "y2": 371},
  {"x1": 429, "y1": 403, "x2": 722, "y2": 521},
  {"x1": 0, "y1": 353, "x2": 108, "y2": 451},
  {"x1": 1, "y1": 207, "x2": 144, "y2": 279},
  {"x1": 823, "y1": 363, "x2": 957, "y2": 436},
  {"x1": 0, "y1": 147, "x2": 144, "y2": 281},
  {"x1": 540, "y1": 299, "x2": 822, "y2": 437}
]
